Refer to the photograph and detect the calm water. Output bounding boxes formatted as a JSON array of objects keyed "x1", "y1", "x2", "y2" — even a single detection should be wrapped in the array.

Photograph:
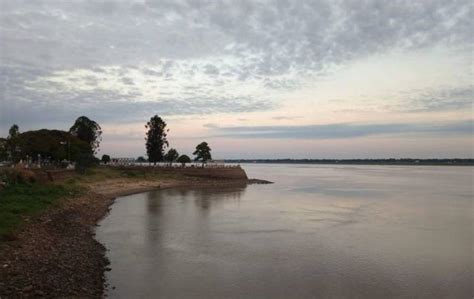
[{"x1": 96, "y1": 164, "x2": 473, "y2": 298}]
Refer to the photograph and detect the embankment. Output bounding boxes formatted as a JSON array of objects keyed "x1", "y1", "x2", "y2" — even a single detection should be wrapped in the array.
[{"x1": 0, "y1": 166, "x2": 262, "y2": 298}]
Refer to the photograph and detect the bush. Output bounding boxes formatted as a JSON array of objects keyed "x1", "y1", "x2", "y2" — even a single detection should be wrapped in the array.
[{"x1": 0, "y1": 168, "x2": 36, "y2": 185}]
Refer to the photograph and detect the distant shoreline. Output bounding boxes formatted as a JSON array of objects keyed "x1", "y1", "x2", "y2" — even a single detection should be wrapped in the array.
[{"x1": 225, "y1": 159, "x2": 474, "y2": 166}]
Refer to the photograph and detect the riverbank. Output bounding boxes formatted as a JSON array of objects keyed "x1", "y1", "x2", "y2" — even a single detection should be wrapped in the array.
[{"x1": 0, "y1": 166, "x2": 260, "y2": 297}]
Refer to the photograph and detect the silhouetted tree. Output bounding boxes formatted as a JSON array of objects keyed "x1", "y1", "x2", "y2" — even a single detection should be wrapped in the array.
[
  {"x1": 193, "y1": 142, "x2": 212, "y2": 166},
  {"x1": 177, "y1": 154, "x2": 191, "y2": 167},
  {"x1": 136, "y1": 156, "x2": 147, "y2": 163},
  {"x1": 0, "y1": 138, "x2": 7, "y2": 161},
  {"x1": 8, "y1": 124, "x2": 19, "y2": 139},
  {"x1": 101, "y1": 154, "x2": 111, "y2": 164},
  {"x1": 145, "y1": 115, "x2": 168, "y2": 164},
  {"x1": 164, "y1": 148, "x2": 179, "y2": 165},
  {"x1": 69, "y1": 116, "x2": 102, "y2": 154},
  {"x1": 14, "y1": 130, "x2": 90, "y2": 163},
  {"x1": 76, "y1": 152, "x2": 99, "y2": 174},
  {"x1": 6, "y1": 124, "x2": 20, "y2": 162}
]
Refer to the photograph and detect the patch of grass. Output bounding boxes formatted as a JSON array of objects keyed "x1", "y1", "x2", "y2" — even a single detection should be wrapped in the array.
[
  {"x1": 0, "y1": 183, "x2": 82, "y2": 240},
  {"x1": 72, "y1": 166, "x2": 187, "y2": 184}
]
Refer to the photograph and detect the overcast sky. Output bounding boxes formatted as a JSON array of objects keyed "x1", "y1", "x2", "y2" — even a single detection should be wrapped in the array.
[{"x1": 0, "y1": 0, "x2": 472, "y2": 158}]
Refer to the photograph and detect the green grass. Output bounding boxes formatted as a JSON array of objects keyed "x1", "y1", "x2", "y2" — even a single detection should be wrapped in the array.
[
  {"x1": 0, "y1": 183, "x2": 82, "y2": 240},
  {"x1": 0, "y1": 166, "x2": 187, "y2": 240},
  {"x1": 69, "y1": 166, "x2": 187, "y2": 184}
]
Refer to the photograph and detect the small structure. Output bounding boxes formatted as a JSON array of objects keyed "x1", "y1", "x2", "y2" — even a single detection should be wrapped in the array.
[
  {"x1": 111, "y1": 158, "x2": 136, "y2": 166},
  {"x1": 206, "y1": 160, "x2": 225, "y2": 167}
]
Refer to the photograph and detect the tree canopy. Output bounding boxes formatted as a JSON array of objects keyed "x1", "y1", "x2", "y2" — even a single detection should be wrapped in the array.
[
  {"x1": 164, "y1": 148, "x2": 179, "y2": 163},
  {"x1": 193, "y1": 142, "x2": 212, "y2": 164},
  {"x1": 8, "y1": 124, "x2": 19, "y2": 139},
  {"x1": 136, "y1": 156, "x2": 147, "y2": 163},
  {"x1": 14, "y1": 129, "x2": 90, "y2": 162},
  {"x1": 0, "y1": 138, "x2": 7, "y2": 161},
  {"x1": 69, "y1": 116, "x2": 102, "y2": 154},
  {"x1": 6, "y1": 124, "x2": 20, "y2": 161},
  {"x1": 101, "y1": 154, "x2": 111, "y2": 164},
  {"x1": 145, "y1": 115, "x2": 169, "y2": 164},
  {"x1": 177, "y1": 154, "x2": 191, "y2": 166}
]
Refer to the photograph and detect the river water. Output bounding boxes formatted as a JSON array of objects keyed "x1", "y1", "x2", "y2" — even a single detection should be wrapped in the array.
[{"x1": 96, "y1": 164, "x2": 473, "y2": 298}]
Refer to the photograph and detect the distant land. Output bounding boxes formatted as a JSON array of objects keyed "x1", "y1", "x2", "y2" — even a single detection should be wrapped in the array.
[{"x1": 225, "y1": 159, "x2": 474, "y2": 166}]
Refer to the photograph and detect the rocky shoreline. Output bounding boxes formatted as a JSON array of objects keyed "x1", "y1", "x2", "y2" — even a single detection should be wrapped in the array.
[{"x1": 0, "y1": 177, "x2": 266, "y2": 298}]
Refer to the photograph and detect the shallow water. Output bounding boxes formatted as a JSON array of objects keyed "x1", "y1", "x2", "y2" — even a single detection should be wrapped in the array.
[{"x1": 96, "y1": 164, "x2": 473, "y2": 298}]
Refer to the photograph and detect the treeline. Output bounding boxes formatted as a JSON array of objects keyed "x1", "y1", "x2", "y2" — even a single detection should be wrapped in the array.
[
  {"x1": 0, "y1": 116, "x2": 101, "y2": 171},
  {"x1": 0, "y1": 114, "x2": 215, "y2": 170},
  {"x1": 225, "y1": 159, "x2": 474, "y2": 166},
  {"x1": 144, "y1": 115, "x2": 212, "y2": 166}
]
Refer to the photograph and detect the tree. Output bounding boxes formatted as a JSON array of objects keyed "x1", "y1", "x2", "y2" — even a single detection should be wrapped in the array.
[
  {"x1": 136, "y1": 156, "x2": 147, "y2": 163},
  {"x1": 8, "y1": 124, "x2": 19, "y2": 139},
  {"x1": 0, "y1": 138, "x2": 7, "y2": 161},
  {"x1": 164, "y1": 148, "x2": 179, "y2": 165},
  {"x1": 101, "y1": 154, "x2": 111, "y2": 164},
  {"x1": 69, "y1": 116, "x2": 102, "y2": 154},
  {"x1": 13, "y1": 129, "x2": 90, "y2": 163},
  {"x1": 6, "y1": 124, "x2": 20, "y2": 162},
  {"x1": 76, "y1": 152, "x2": 99, "y2": 174},
  {"x1": 193, "y1": 142, "x2": 212, "y2": 166},
  {"x1": 177, "y1": 154, "x2": 191, "y2": 167},
  {"x1": 145, "y1": 115, "x2": 169, "y2": 164}
]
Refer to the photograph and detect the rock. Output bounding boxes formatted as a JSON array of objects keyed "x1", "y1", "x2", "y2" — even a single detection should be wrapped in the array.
[{"x1": 22, "y1": 285, "x2": 34, "y2": 293}]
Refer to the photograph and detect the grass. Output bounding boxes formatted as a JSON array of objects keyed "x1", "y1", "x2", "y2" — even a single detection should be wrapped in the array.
[
  {"x1": 0, "y1": 183, "x2": 82, "y2": 240},
  {"x1": 0, "y1": 165, "x2": 188, "y2": 240},
  {"x1": 69, "y1": 166, "x2": 187, "y2": 185}
]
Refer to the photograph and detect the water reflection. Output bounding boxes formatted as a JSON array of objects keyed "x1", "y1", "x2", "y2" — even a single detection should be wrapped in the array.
[{"x1": 96, "y1": 165, "x2": 473, "y2": 298}]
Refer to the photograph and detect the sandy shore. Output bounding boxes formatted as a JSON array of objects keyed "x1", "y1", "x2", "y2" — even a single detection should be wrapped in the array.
[{"x1": 0, "y1": 177, "x2": 251, "y2": 298}]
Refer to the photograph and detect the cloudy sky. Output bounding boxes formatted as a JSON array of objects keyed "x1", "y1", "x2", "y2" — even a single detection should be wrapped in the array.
[{"x1": 0, "y1": 0, "x2": 472, "y2": 158}]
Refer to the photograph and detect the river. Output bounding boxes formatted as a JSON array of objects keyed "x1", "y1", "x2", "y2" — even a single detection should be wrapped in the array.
[{"x1": 96, "y1": 164, "x2": 473, "y2": 298}]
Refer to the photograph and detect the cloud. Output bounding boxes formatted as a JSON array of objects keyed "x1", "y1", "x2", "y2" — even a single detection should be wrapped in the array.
[
  {"x1": 208, "y1": 120, "x2": 473, "y2": 139},
  {"x1": 0, "y1": 0, "x2": 472, "y2": 136},
  {"x1": 401, "y1": 86, "x2": 474, "y2": 112}
]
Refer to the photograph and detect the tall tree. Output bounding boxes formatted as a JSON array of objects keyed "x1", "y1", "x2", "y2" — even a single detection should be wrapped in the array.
[
  {"x1": 193, "y1": 142, "x2": 212, "y2": 166},
  {"x1": 145, "y1": 115, "x2": 169, "y2": 164},
  {"x1": 69, "y1": 116, "x2": 102, "y2": 154},
  {"x1": 164, "y1": 148, "x2": 179, "y2": 165},
  {"x1": 0, "y1": 138, "x2": 7, "y2": 161},
  {"x1": 6, "y1": 124, "x2": 20, "y2": 161},
  {"x1": 8, "y1": 124, "x2": 19, "y2": 139}
]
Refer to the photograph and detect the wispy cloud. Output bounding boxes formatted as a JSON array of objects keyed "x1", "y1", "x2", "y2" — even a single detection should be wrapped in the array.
[{"x1": 208, "y1": 120, "x2": 473, "y2": 139}]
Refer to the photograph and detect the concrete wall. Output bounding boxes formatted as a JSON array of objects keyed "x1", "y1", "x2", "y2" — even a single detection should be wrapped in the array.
[
  {"x1": 117, "y1": 165, "x2": 249, "y2": 180},
  {"x1": 179, "y1": 167, "x2": 248, "y2": 180}
]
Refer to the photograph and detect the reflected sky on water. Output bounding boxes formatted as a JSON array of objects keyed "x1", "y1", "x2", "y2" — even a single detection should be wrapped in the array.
[{"x1": 96, "y1": 164, "x2": 473, "y2": 298}]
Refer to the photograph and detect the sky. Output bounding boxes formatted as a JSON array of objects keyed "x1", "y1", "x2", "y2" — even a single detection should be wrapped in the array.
[{"x1": 0, "y1": 0, "x2": 472, "y2": 159}]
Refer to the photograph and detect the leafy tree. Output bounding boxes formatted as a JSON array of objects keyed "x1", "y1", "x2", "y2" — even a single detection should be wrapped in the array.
[
  {"x1": 69, "y1": 116, "x2": 102, "y2": 154},
  {"x1": 145, "y1": 115, "x2": 169, "y2": 164},
  {"x1": 6, "y1": 124, "x2": 20, "y2": 162},
  {"x1": 14, "y1": 130, "x2": 90, "y2": 163},
  {"x1": 76, "y1": 152, "x2": 99, "y2": 174},
  {"x1": 164, "y1": 148, "x2": 179, "y2": 165},
  {"x1": 0, "y1": 138, "x2": 7, "y2": 161},
  {"x1": 8, "y1": 124, "x2": 19, "y2": 139},
  {"x1": 193, "y1": 142, "x2": 212, "y2": 166},
  {"x1": 101, "y1": 154, "x2": 111, "y2": 164},
  {"x1": 136, "y1": 156, "x2": 147, "y2": 163},
  {"x1": 177, "y1": 154, "x2": 191, "y2": 167}
]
